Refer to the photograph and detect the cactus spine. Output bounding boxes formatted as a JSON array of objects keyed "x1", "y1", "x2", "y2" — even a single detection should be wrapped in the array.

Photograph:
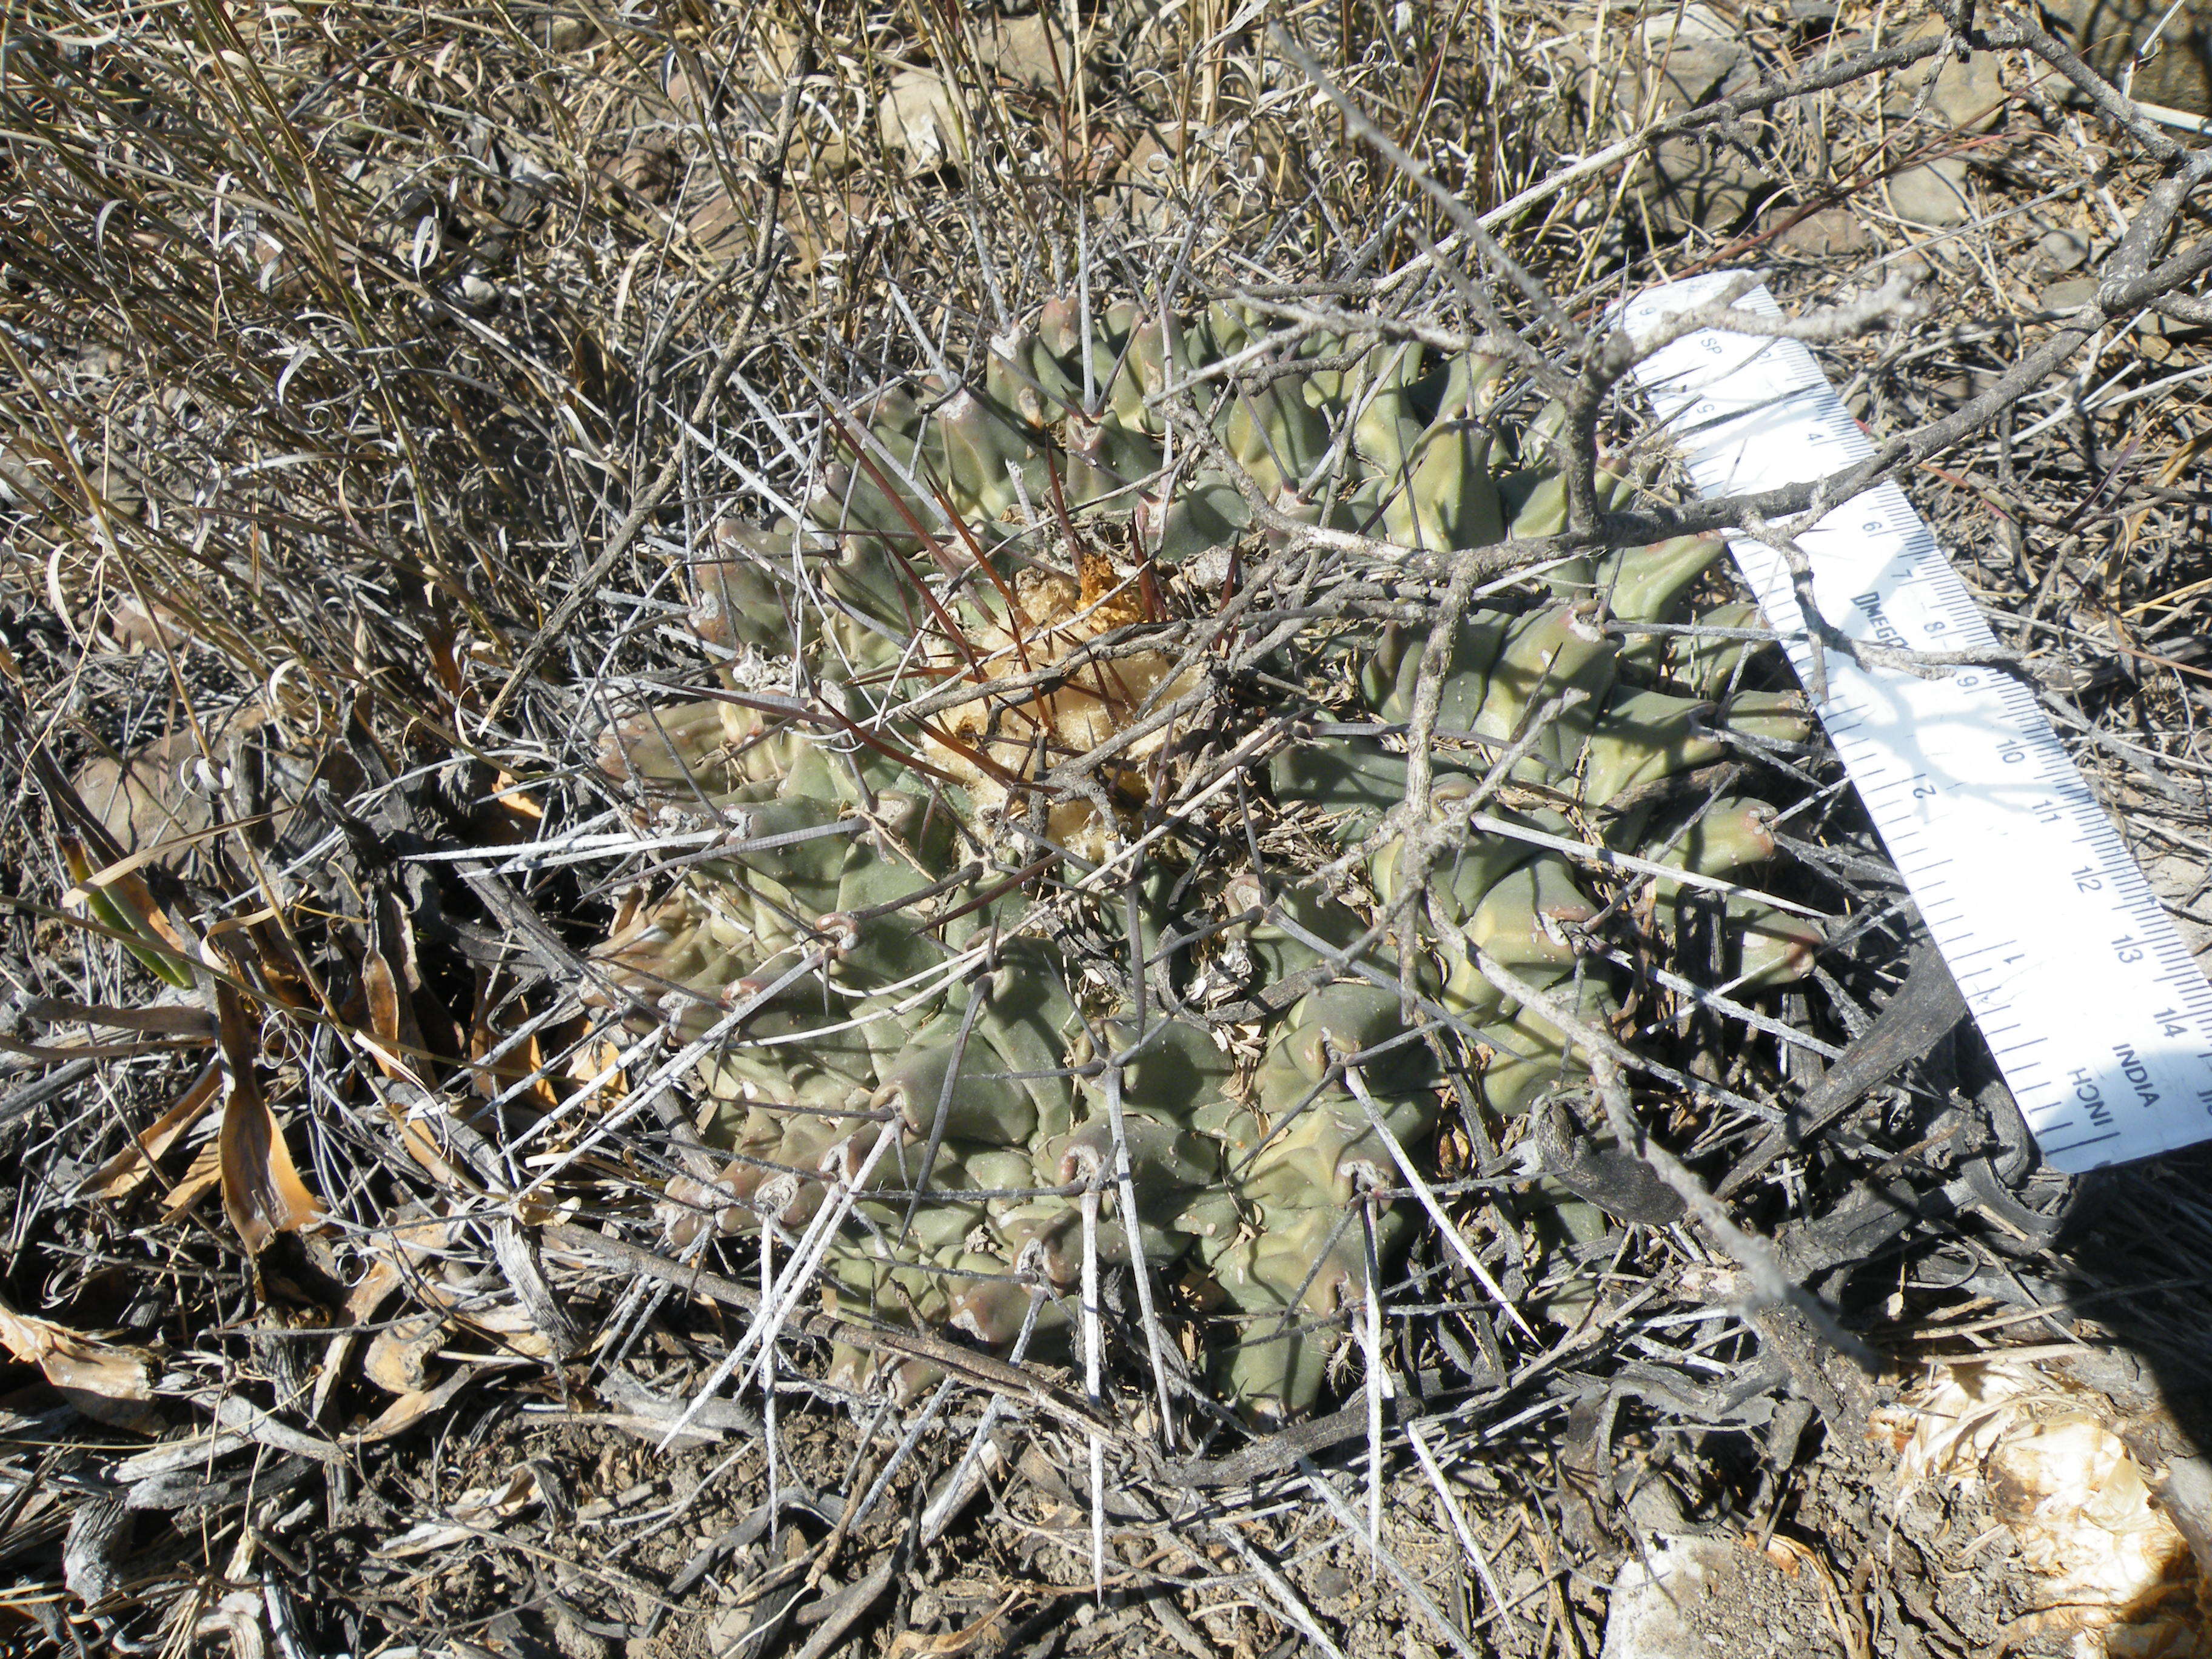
[{"x1": 592, "y1": 299, "x2": 1817, "y2": 1420}]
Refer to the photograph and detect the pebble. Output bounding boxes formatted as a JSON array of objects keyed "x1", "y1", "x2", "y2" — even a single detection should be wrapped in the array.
[{"x1": 2037, "y1": 227, "x2": 2093, "y2": 273}]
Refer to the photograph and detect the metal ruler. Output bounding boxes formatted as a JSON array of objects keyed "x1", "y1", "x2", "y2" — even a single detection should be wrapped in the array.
[{"x1": 1620, "y1": 273, "x2": 2212, "y2": 1173}]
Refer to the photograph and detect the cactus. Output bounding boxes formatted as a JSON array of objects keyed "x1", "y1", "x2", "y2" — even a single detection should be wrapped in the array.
[{"x1": 591, "y1": 300, "x2": 1818, "y2": 1421}]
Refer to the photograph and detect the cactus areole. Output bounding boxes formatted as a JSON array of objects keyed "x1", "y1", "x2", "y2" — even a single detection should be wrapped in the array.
[{"x1": 592, "y1": 298, "x2": 1818, "y2": 1421}]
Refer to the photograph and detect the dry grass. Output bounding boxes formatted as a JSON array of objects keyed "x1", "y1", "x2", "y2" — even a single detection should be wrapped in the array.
[{"x1": 4, "y1": 0, "x2": 2212, "y2": 1654}]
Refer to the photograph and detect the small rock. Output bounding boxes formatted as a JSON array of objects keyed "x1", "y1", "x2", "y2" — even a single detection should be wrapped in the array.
[
  {"x1": 1099, "y1": 122, "x2": 1201, "y2": 233},
  {"x1": 106, "y1": 597, "x2": 179, "y2": 653},
  {"x1": 1640, "y1": 2, "x2": 1739, "y2": 51},
  {"x1": 1772, "y1": 205, "x2": 1871, "y2": 256},
  {"x1": 453, "y1": 272, "x2": 500, "y2": 312},
  {"x1": 662, "y1": 53, "x2": 717, "y2": 121},
  {"x1": 73, "y1": 728, "x2": 218, "y2": 852},
  {"x1": 879, "y1": 70, "x2": 968, "y2": 172},
  {"x1": 685, "y1": 189, "x2": 747, "y2": 258},
  {"x1": 2043, "y1": 275, "x2": 2102, "y2": 312},
  {"x1": 539, "y1": 11, "x2": 597, "y2": 51},
  {"x1": 2042, "y1": 0, "x2": 2212, "y2": 116},
  {"x1": 706, "y1": 1606, "x2": 757, "y2": 1656},
  {"x1": 1930, "y1": 45, "x2": 2008, "y2": 131},
  {"x1": 1649, "y1": 36, "x2": 1746, "y2": 106},
  {"x1": 1307, "y1": 1562, "x2": 1357, "y2": 1602},
  {"x1": 0, "y1": 444, "x2": 54, "y2": 509},
  {"x1": 1888, "y1": 22, "x2": 2008, "y2": 132},
  {"x1": 608, "y1": 141, "x2": 674, "y2": 203},
  {"x1": 2037, "y1": 226, "x2": 2093, "y2": 272},
  {"x1": 1631, "y1": 17, "x2": 1767, "y2": 232},
  {"x1": 974, "y1": 13, "x2": 1078, "y2": 92},
  {"x1": 1649, "y1": 132, "x2": 1772, "y2": 232},
  {"x1": 73, "y1": 343, "x2": 126, "y2": 378},
  {"x1": 1599, "y1": 1535, "x2": 1735, "y2": 1659},
  {"x1": 1885, "y1": 154, "x2": 1974, "y2": 226}
]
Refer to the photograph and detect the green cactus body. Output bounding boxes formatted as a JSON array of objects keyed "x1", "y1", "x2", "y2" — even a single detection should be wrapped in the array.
[{"x1": 595, "y1": 300, "x2": 1822, "y2": 1417}]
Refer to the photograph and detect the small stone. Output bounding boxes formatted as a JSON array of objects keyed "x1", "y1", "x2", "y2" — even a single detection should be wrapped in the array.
[
  {"x1": 2037, "y1": 226, "x2": 2093, "y2": 272},
  {"x1": 2041, "y1": 0, "x2": 2212, "y2": 116},
  {"x1": 706, "y1": 1607, "x2": 754, "y2": 1655},
  {"x1": 1930, "y1": 45, "x2": 2008, "y2": 131},
  {"x1": 1772, "y1": 206, "x2": 1871, "y2": 256},
  {"x1": 662, "y1": 55, "x2": 716, "y2": 121},
  {"x1": 0, "y1": 444, "x2": 53, "y2": 508},
  {"x1": 973, "y1": 13, "x2": 1078, "y2": 92},
  {"x1": 685, "y1": 189, "x2": 747, "y2": 258},
  {"x1": 1648, "y1": 133, "x2": 1771, "y2": 232},
  {"x1": 540, "y1": 12, "x2": 597, "y2": 50},
  {"x1": 610, "y1": 142, "x2": 674, "y2": 203},
  {"x1": 1100, "y1": 123, "x2": 1200, "y2": 233},
  {"x1": 1649, "y1": 36, "x2": 1745, "y2": 106},
  {"x1": 1600, "y1": 1537, "x2": 1734, "y2": 1658},
  {"x1": 2043, "y1": 276, "x2": 2102, "y2": 312},
  {"x1": 878, "y1": 70, "x2": 968, "y2": 173},
  {"x1": 1885, "y1": 155, "x2": 1974, "y2": 226},
  {"x1": 1308, "y1": 1562, "x2": 1357, "y2": 1601},
  {"x1": 1632, "y1": 17, "x2": 1764, "y2": 231}
]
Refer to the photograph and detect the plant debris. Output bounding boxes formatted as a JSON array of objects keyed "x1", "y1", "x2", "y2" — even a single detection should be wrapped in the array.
[{"x1": 3, "y1": 0, "x2": 2212, "y2": 1654}]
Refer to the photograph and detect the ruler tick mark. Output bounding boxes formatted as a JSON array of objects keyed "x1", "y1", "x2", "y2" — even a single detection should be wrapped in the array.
[{"x1": 1628, "y1": 272, "x2": 2212, "y2": 1175}]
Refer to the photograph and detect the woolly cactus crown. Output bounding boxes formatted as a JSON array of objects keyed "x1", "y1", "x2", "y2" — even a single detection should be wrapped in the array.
[{"x1": 590, "y1": 295, "x2": 1816, "y2": 1421}]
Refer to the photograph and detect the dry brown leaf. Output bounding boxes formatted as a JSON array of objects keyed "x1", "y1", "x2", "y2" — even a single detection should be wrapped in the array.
[
  {"x1": 886, "y1": 1591, "x2": 1024, "y2": 1658},
  {"x1": 81, "y1": 1062, "x2": 220, "y2": 1201},
  {"x1": 359, "y1": 941, "x2": 435, "y2": 1092},
  {"x1": 565, "y1": 1033, "x2": 628, "y2": 1096},
  {"x1": 343, "y1": 1257, "x2": 404, "y2": 1324},
  {"x1": 466, "y1": 967, "x2": 563, "y2": 1113},
  {"x1": 159, "y1": 1142, "x2": 223, "y2": 1221},
  {"x1": 346, "y1": 1366, "x2": 472, "y2": 1444},
  {"x1": 446, "y1": 1298, "x2": 554, "y2": 1359},
  {"x1": 377, "y1": 1464, "x2": 540, "y2": 1557},
  {"x1": 215, "y1": 983, "x2": 324, "y2": 1255},
  {"x1": 107, "y1": 863, "x2": 199, "y2": 965},
  {"x1": 192, "y1": 1587, "x2": 266, "y2": 1659},
  {"x1": 489, "y1": 769, "x2": 543, "y2": 822},
  {"x1": 0, "y1": 1293, "x2": 160, "y2": 1430},
  {"x1": 363, "y1": 1313, "x2": 446, "y2": 1396},
  {"x1": 360, "y1": 949, "x2": 411, "y2": 1072}
]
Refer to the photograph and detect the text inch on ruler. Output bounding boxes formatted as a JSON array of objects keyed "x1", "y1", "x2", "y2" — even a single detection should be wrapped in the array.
[{"x1": 1621, "y1": 273, "x2": 2212, "y2": 1174}]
